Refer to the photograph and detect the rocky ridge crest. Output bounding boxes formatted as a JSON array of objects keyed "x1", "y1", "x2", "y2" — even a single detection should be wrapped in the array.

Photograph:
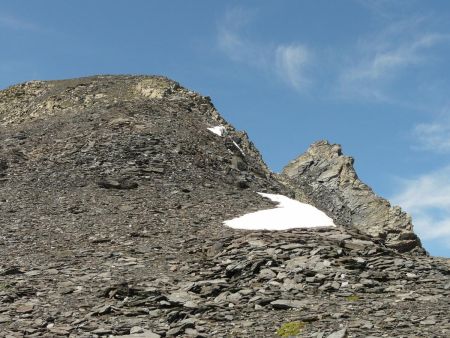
[{"x1": 281, "y1": 141, "x2": 423, "y2": 254}]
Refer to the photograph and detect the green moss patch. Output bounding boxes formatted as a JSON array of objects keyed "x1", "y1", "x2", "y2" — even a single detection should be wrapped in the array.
[
  {"x1": 276, "y1": 321, "x2": 305, "y2": 337},
  {"x1": 346, "y1": 295, "x2": 360, "y2": 302}
]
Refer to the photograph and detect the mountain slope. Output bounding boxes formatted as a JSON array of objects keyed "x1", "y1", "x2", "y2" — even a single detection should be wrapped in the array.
[{"x1": 0, "y1": 76, "x2": 449, "y2": 338}]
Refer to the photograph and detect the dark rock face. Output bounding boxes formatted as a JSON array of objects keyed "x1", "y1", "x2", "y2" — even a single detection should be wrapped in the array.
[
  {"x1": 281, "y1": 141, "x2": 424, "y2": 254},
  {"x1": 0, "y1": 76, "x2": 448, "y2": 337}
]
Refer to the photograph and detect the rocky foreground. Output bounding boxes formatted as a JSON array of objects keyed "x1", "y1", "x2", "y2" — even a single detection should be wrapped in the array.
[{"x1": 0, "y1": 76, "x2": 449, "y2": 337}]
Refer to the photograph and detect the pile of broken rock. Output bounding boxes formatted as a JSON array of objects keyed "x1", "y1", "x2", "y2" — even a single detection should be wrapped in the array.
[{"x1": 0, "y1": 75, "x2": 449, "y2": 337}]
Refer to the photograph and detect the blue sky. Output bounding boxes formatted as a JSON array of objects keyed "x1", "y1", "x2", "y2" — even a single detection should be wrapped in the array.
[{"x1": 1, "y1": 0, "x2": 450, "y2": 257}]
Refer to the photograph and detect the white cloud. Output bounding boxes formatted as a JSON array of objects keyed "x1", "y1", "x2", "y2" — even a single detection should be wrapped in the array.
[
  {"x1": 413, "y1": 120, "x2": 450, "y2": 153},
  {"x1": 346, "y1": 46, "x2": 415, "y2": 82},
  {"x1": 217, "y1": 7, "x2": 268, "y2": 67},
  {"x1": 338, "y1": 14, "x2": 450, "y2": 101},
  {"x1": 217, "y1": 6, "x2": 449, "y2": 103},
  {"x1": 346, "y1": 33, "x2": 448, "y2": 82},
  {"x1": 275, "y1": 44, "x2": 310, "y2": 90},
  {"x1": 217, "y1": 28, "x2": 245, "y2": 62},
  {"x1": 217, "y1": 7, "x2": 311, "y2": 91},
  {"x1": 391, "y1": 166, "x2": 450, "y2": 244}
]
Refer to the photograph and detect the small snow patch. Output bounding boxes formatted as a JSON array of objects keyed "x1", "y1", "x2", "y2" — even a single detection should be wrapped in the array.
[
  {"x1": 224, "y1": 193, "x2": 335, "y2": 230},
  {"x1": 232, "y1": 140, "x2": 245, "y2": 156},
  {"x1": 207, "y1": 125, "x2": 227, "y2": 137}
]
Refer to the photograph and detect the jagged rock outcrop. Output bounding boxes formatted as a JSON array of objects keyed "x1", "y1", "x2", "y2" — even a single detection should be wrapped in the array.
[
  {"x1": 281, "y1": 141, "x2": 423, "y2": 254},
  {"x1": 0, "y1": 76, "x2": 448, "y2": 338}
]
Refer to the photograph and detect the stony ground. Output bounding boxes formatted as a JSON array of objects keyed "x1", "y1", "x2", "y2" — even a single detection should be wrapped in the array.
[{"x1": 0, "y1": 76, "x2": 449, "y2": 337}]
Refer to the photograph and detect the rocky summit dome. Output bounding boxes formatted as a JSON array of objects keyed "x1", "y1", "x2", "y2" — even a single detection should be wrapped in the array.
[{"x1": 0, "y1": 75, "x2": 449, "y2": 337}]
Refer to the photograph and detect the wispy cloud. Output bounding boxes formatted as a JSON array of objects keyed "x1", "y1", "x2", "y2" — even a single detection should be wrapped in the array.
[
  {"x1": 392, "y1": 166, "x2": 450, "y2": 247},
  {"x1": 356, "y1": 0, "x2": 421, "y2": 19},
  {"x1": 337, "y1": 15, "x2": 450, "y2": 101},
  {"x1": 346, "y1": 33, "x2": 448, "y2": 81},
  {"x1": 217, "y1": 7, "x2": 312, "y2": 91},
  {"x1": 275, "y1": 44, "x2": 310, "y2": 90},
  {"x1": 0, "y1": 13, "x2": 41, "y2": 31},
  {"x1": 413, "y1": 120, "x2": 450, "y2": 153},
  {"x1": 217, "y1": 6, "x2": 450, "y2": 103},
  {"x1": 217, "y1": 7, "x2": 265, "y2": 65}
]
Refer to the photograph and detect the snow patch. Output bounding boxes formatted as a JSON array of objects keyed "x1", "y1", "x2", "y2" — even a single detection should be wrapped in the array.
[
  {"x1": 207, "y1": 125, "x2": 227, "y2": 137},
  {"x1": 224, "y1": 192, "x2": 336, "y2": 230},
  {"x1": 207, "y1": 125, "x2": 244, "y2": 155},
  {"x1": 232, "y1": 140, "x2": 245, "y2": 156}
]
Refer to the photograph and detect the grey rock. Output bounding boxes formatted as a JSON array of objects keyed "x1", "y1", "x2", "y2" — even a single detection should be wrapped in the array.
[
  {"x1": 344, "y1": 239, "x2": 374, "y2": 251},
  {"x1": 231, "y1": 155, "x2": 247, "y2": 171},
  {"x1": 114, "y1": 330, "x2": 161, "y2": 338},
  {"x1": 49, "y1": 325, "x2": 73, "y2": 335},
  {"x1": 130, "y1": 326, "x2": 145, "y2": 334},
  {"x1": 259, "y1": 268, "x2": 276, "y2": 279},
  {"x1": 226, "y1": 292, "x2": 243, "y2": 304},
  {"x1": 326, "y1": 328, "x2": 347, "y2": 338},
  {"x1": 0, "y1": 76, "x2": 449, "y2": 338},
  {"x1": 285, "y1": 256, "x2": 309, "y2": 270},
  {"x1": 271, "y1": 299, "x2": 308, "y2": 309},
  {"x1": 167, "y1": 291, "x2": 198, "y2": 305},
  {"x1": 184, "y1": 328, "x2": 201, "y2": 337},
  {"x1": 92, "y1": 328, "x2": 113, "y2": 335},
  {"x1": 144, "y1": 166, "x2": 165, "y2": 174},
  {"x1": 98, "y1": 178, "x2": 138, "y2": 190},
  {"x1": 0, "y1": 315, "x2": 10, "y2": 324},
  {"x1": 15, "y1": 304, "x2": 34, "y2": 313},
  {"x1": 95, "y1": 304, "x2": 112, "y2": 315},
  {"x1": 281, "y1": 140, "x2": 424, "y2": 253},
  {"x1": 166, "y1": 318, "x2": 196, "y2": 336},
  {"x1": 420, "y1": 318, "x2": 437, "y2": 325}
]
